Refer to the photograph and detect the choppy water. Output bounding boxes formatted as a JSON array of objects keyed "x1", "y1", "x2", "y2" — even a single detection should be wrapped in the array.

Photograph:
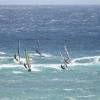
[{"x1": 0, "y1": 5, "x2": 100, "y2": 100}]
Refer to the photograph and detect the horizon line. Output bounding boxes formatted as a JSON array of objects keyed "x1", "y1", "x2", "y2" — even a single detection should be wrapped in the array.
[{"x1": 0, "y1": 4, "x2": 100, "y2": 6}]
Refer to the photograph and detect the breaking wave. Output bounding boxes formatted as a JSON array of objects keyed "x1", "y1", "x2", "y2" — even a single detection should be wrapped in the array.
[
  {"x1": 30, "y1": 52, "x2": 53, "y2": 58},
  {"x1": 12, "y1": 71, "x2": 23, "y2": 74},
  {"x1": 72, "y1": 56, "x2": 100, "y2": 66},
  {"x1": 0, "y1": 55, "x2": 100, "y2": 71},
  {"x1": 0, "y1": 51, "x2": 6, "y2": 55}
]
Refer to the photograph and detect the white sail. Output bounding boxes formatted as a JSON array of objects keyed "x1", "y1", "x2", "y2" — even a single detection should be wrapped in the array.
[
  {"x1": 14, "y1": 40, "x2": 21, "y2": 64},
  {"x1": 64, "y1": 46, "x2": 71, "y2": 60},
  {"x1": 60, "y1": 52, "x2": 65, "y2": 61}
]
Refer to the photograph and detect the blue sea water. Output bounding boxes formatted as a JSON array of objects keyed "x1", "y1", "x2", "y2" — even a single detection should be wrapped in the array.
[{"x1": 0, "y1": 5, "x2": 100, "y2": 100}]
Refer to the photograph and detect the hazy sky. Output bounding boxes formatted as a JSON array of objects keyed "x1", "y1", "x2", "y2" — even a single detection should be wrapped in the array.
[{"x1": 0, "y1": 0, "x2": 100, "y2": 5}]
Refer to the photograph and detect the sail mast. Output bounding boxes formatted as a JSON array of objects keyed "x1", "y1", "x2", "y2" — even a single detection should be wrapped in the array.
[
  {"x1": 37, "y1": 40, "x2": 41, "y2": 52},
  {"x1": 37, "y1": 40, "x2": 40, "y2": 51},
  {"x1": 35, "y1": 39, "x2": 43, "y2": 57},
  {"x1": 18, "y1": 40, "x2": 20, "y2": 61},
  {"x1": 64, "y1": 46, "x2": 71, "y2": 60}
]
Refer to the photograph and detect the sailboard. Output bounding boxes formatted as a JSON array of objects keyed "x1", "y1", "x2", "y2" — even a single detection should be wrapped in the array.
[
  {"x1": 35, "y1": 40, "x2": 44, "y2": 57},
  {"x1": 24, "y1": 50, "x2": 31, "y2": 72},
  {"x1": 14, "y1": 40, "x2": 21, "y2": 63},
  {"x1": 60, "y1": 52, "x2": 69, "y2": 70},
  {"x1": 59, "y1": 45, "x2": 72, "y2": 70}
]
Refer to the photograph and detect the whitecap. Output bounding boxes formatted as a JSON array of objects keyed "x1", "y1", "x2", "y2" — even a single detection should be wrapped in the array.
[
  {"x1": 0, "y1": 51, "x2": 6, "y2": 55},
  {"x1": 64, "y1": 88, "x2": 73, "y2": 91},
  {"x1": 52, "y1": 78, "x2": 59, "y2": 81},
  {"x1": 71, "y1": 56, "x2": 100, "y2": 66},
  {"x1": 31, "y1": 64, "x2": 61, "y2": 70},
  {"x1": 42, "y1": 53, "x2": 53, "y2": 58},
  {"x1": 31, "y1": 67, "x2": 41, "y2": 72},
  {"x1": 65, "y1": 97, "x2": 77, "y2": 100},
  {"x1": 12, "y1": 71, "x2": 23, "y2": 74},
  {"x1": 30, "y1": 52, "x2": 53, "y2": 58},
  {"x1": 0, "y1": 64, "x2": 23, "y2": 68},
  {"x1": 77, "y1": 95, "x2": 95, "y2": 98},
  {"x1": 0, "y1": 56, "x2": 13, "y2": 59}
]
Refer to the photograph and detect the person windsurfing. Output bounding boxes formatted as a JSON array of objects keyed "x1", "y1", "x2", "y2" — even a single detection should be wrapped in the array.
[
  {"x1": 35, "y1": 40, "x2": 44, "y2": 57},
  {"x1": 14, "y1": 40, "x2": 21, "y2": 63},
  {"x1": 24, "y1": 50, "x2": 32, "y2": 72},
  {"x1": 14, "y1": 54, "x2": 19, "y2": 62},
  {"x1": 35, "y1": 49, "x2": 42, "y2": 56},
  {"x1": 60, "y1": 46, "x2": 71, "y2": 70}
]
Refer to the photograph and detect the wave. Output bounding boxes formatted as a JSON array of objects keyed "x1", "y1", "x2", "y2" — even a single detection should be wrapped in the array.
[
  {"x1": 30, "y1": 52, "x2": 54, "y2": 58},
  {"x1": 71, "y1": 56, "x2": 100, "y2": 66},
  {"x1": 31, "y1": 64, "x2": 61, "y2": 70},
  {"x1": 77, "y1": 95, "x2": 95, "y2": 98},
  {"x1": 0, "y1": 64, "x2": 41, "y2": 72},
  {"x1": 0, "y1": 63, "x2": 61, "y2": 71},
  {"x1": 0, "y1": 56, "x2": 12, "y2": 59},
  {"x1": 65, "y1": 95, "x2": 95, "y2": 100},
  {"x1": 12, "y1": 71, "x2": 23, "y2": 74},
  {"x1": 0, "y1": 51, "x2": 6, "y2": 55},
  {"x1": 0, "y1": 55, "x2": 100, "y2": 71},
  {"x1": 0, "y1": 64, "x2": 22, "y2": 68},
  {"x1": 65, "y1": 97, "x2": 76, "y2": 100},
  {"x1": 42, "y1": 53, "x2": 53, "y2": 58},
  {"x1": 64, "y1": 88, "x2": 73, "y2": 91},
  {"x1": 47, "y1": 19, "x2": 62, "y2": 24}
]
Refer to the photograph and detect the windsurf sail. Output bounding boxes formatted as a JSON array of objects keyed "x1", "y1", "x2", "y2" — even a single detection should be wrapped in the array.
[
  {"x1": 24, "y1": 50, "x2": 31, "y2": 71},
  {"x1": 17, "y1": 40, "x2": 20, "y2": 61},
  {"x1": 59, "y1": 46, "x2": 72, "y2": 70},
  {"x1": 35, "y1": 40, "x2": 43, "y2": 57},
  {"x1": 64, "y1": 46, "x2": 71, "y2": 60},
  {"x1": 37, "y1": 40, "x2": 40, "y2": 51},
  {"x1": 24, "y1": 50, "x2": 30, "y2": 64},
  {"x1": 60, "y1": 52, "x2": 69, "y2": 70},
  {"x1": 60, "y1": 52, "x2": 65, "y2": 61},
  {"x1": 14, "y1": 40, "x2": 21, "y2": 63}
]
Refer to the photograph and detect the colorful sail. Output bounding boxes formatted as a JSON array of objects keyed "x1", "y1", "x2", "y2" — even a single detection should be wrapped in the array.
[
  {"x1": 24, "y1": 50, "x2": 32, "y2": 72},
  {"x1": 25, "y1": 50, "x2": 30, "y2": 64}
]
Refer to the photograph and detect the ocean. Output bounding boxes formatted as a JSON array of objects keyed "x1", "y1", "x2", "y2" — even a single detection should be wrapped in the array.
[{"x1": 0, "y1": 5, "x2": 100, "y2": 100}]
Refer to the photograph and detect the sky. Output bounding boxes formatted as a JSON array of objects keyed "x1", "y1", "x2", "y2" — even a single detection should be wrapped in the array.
[{"x1": 0, "y1": 0, "x2": 100, "y2": 5}]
